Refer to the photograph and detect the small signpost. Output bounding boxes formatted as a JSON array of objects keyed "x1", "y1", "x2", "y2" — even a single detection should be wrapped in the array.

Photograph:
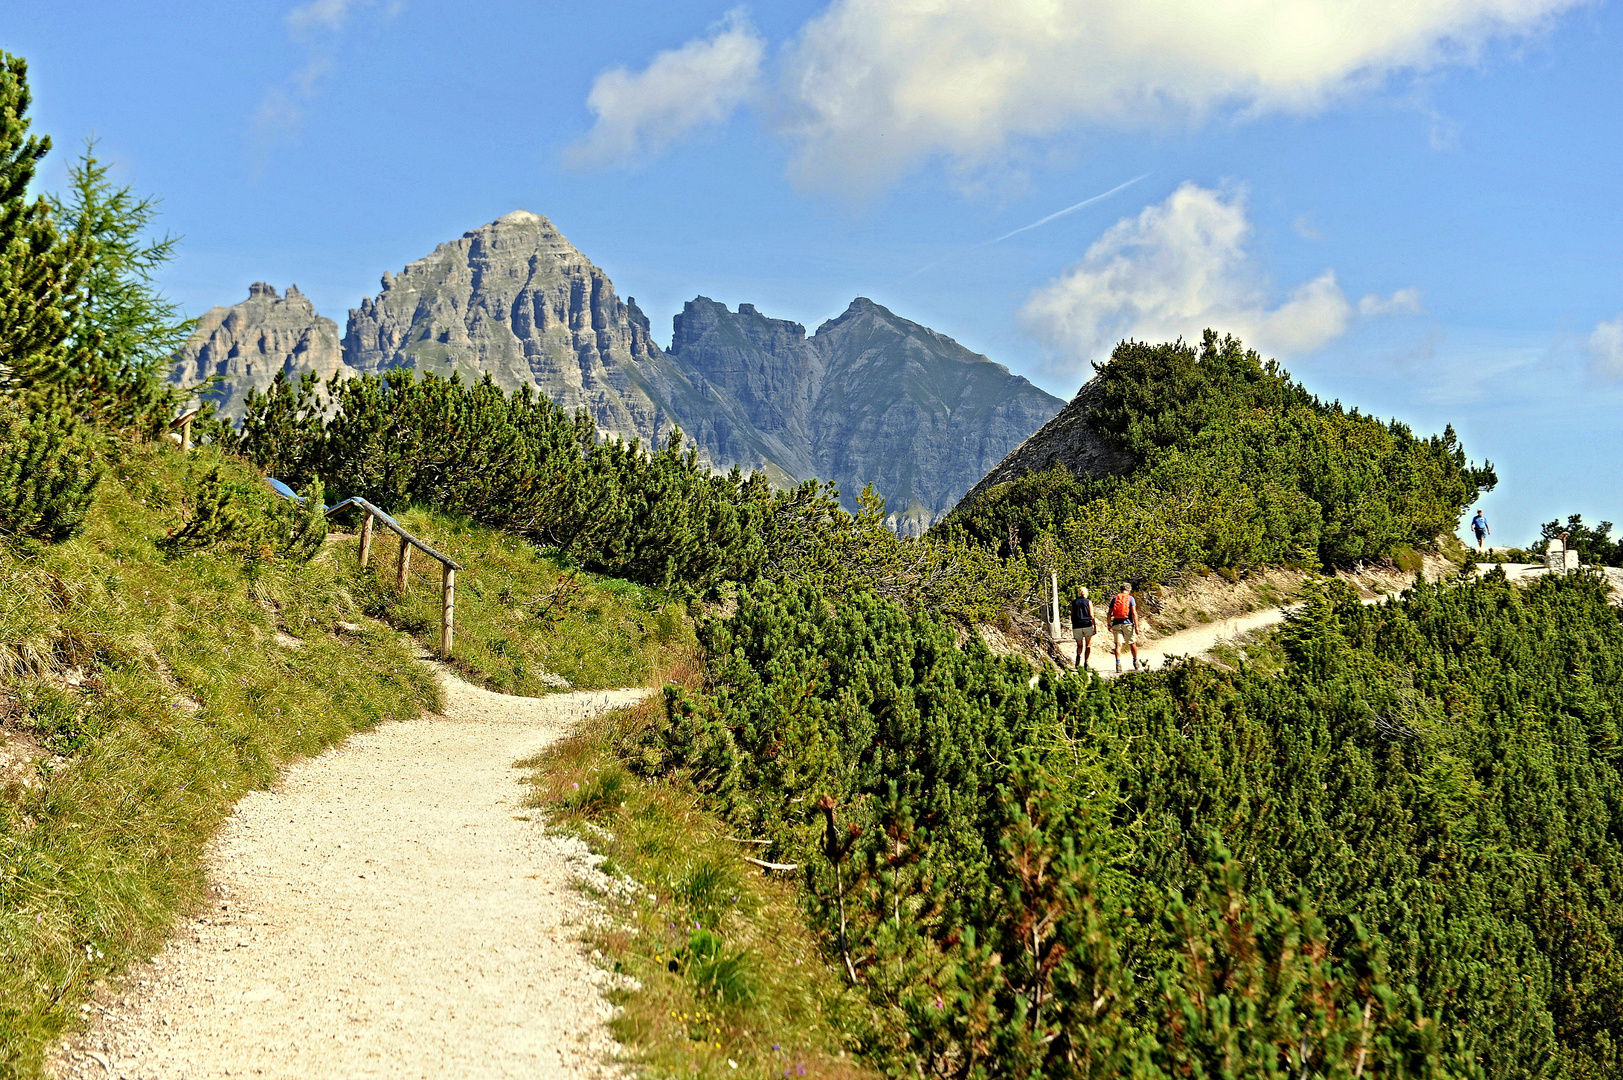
[
  {"x1": 1050, "y1": 570, "x2": 1063, "y2": 641},
  {"x1": 1546, "y1": 534, "x2": 1580, "y2": 574}
]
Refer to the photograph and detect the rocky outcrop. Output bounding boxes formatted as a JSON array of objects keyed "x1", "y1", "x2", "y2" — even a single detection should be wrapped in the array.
[
  {"x1": 341, "y1": 210, "x2": 692, "y2": 449},
  {"x1": 666, "y1": 296, "x2": 1065, "y2": 532},
  {"x1": 170, "y1": 283, "x2": 343, "y2": 419},
  {"x1": 953, "y1": 376, "x2": 1137, "y2": 511}
]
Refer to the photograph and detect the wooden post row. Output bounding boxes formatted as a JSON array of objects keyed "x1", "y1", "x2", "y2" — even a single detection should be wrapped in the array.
[
  {"x1": 396, "y1": 534, "x2": 411, "y2": 593},
  {"x1": 358, "y1": 511, "x2": 374, "y2": 569},
  {"x1": 441, "y1": 565, "x2": 456, "y2": 660}
]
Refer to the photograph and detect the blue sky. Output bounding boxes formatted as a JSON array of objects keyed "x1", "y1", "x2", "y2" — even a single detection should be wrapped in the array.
[{"x1": 9, "y1": 0, "x2": 1622, "y2": 544}]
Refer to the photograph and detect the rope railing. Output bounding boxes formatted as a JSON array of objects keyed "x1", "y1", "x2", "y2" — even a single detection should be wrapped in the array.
[{"x1": 265, "y1": 480, "x2": 461, "y2": 660}]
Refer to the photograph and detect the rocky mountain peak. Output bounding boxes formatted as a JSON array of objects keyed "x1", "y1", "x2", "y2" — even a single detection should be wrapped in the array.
[
  {"x1": 173, "y1": 283, "x2": 344, "y2": 419},
  {"x1": 171, "y1": 213, "x2": 1066, "y2": 532},
  {"x1": 671, "y1": 297, "x2": 809, "y2": 358},
  {"x1": 665, "y1": 294, "x2": 1064, "y2": 531},
  {"x1": 340, "y1": 212, "x2": 682, "y2": 447},
  {"x1": 494, "y1": 209, "x2": 548, "y2": 227}
]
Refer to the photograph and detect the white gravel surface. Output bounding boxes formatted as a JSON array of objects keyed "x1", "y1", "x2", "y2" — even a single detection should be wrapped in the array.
[{"x1": 51, "y1": 664, "x2": 650, "y2": 1080}]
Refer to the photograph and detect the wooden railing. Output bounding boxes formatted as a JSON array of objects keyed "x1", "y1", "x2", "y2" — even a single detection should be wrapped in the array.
[
  {"x1": 326, "y1": 497, "x2": 462, "y2": 660},
  {"x1": 264, "y1": 479, "x2": 462, "y2": 660}
]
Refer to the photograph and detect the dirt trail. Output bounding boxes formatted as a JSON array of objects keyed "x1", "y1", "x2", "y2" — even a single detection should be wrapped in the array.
[{"x1": 52, "y1": 666, "x2": 650, "y2": 1080}]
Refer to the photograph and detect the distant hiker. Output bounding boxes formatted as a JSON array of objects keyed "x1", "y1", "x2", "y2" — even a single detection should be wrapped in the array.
[
  {"x1": 1070, "y1": 587, "x2": 1095, "y2": 669},
  {"x1": 1471, "y1": 509, "x2": 1490, "y2": 550},
  {"x1": 1109, "y1": 582, "x2": 1140, "y2": 672}
]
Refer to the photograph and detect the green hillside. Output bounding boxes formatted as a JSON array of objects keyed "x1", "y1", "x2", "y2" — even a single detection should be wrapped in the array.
[{"x1": 940, "y1": 332, "x2": 1496, "y2": 589}]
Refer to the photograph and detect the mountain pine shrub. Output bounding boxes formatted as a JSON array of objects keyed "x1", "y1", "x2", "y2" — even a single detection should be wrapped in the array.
[
  {"x1": 0, "y1": 398, "x2": 102, "y2": 546},
  {"x1": 159, "y1": 467, "x2": 326, "y2": 561},
  {"x1": 631, "y1": 568, "x2": 1623, "y2": 1078},
  {"x1": 1533, "y1": 513, "x2": 1623, "y2": 566},
  {"x1": 225, "y1": 369, "x2": 1025, "y2": 618}
]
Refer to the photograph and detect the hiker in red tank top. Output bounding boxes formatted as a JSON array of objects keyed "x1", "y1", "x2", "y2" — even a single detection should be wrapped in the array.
[{"x1": 1109, "y1": 583, "x2": 1141, "y2": 672}]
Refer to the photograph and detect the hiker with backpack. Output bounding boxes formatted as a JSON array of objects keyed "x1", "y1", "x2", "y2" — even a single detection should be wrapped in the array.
[
  {"x1": 1070, "y1": 586, "x2": 1096, "y2": 669},
  {"x1": 1108, "y1": 582, "x2": 1141, "y2": 672}
]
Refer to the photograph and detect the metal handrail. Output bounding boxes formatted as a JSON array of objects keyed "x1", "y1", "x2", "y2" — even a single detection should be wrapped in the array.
[{"x1": 265, "y1": 479, "x2": 460, "y2": 659}]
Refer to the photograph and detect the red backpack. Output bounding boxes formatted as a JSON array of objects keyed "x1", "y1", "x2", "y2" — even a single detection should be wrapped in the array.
[{"x1": 1110, "y1": 592, "x2": 1133, "y2": 621}]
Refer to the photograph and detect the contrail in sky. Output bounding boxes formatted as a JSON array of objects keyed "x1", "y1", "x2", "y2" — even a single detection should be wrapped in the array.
[
  {"x1": 903, "y1": 173, "x2": 1150, "y2": 280},
  {"x1": 989, "y1": 174, "x2": 1151, "y2": 243}
]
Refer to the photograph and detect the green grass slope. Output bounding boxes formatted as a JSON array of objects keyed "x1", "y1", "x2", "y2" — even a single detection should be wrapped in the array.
[
  {"x1": 0, "y1": 440, "x2": 705, "y2": 1077},
  {"x1": 0, "y1": 444, "x2": 438, "y2": 1076},
  {"x1": 355, "y1": 506, "x2": 696, "y2": 696}
]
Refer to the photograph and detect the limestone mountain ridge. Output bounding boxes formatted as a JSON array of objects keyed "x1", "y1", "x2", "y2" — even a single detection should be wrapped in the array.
[
  {"x1": 665, "y1": 295, "x2": 1066, "y2": 532},
  {"x1": 171, "y1": 211, "x2": 1065, "y2": 529}
]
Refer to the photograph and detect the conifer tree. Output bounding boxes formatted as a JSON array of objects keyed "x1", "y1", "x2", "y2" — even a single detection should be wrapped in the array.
[
  {"x1": 47, "y1": 144, "x2": 193, "y2": 434},
  {"x1": 0, "y1": 397, "x2": 100, "y2": 544},
  {"x1": 0, "y1": 52, "x2": 87, "y2": 396}
]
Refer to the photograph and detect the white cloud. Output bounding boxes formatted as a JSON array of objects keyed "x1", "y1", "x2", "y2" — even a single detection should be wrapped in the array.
[
  {"x1": 1292, "y1": 215, "x2": 1323, "y2": 240},
  {"x1": 578, "y1": 0, "x2": 1582, "y2": 185},
  {"x1": 255, "y1": 1, "x2": 399, "y2": 145},
  {"x1": 286, "y1": 0, "x2": 397, "y2": 33},
  {"x1": 567, "y1": 10, "x2": 765, "y2": 169},
  {"x1": 1359, "y1": 287, "x2": 1425, "y2": 315},
  {"x1": 765, "y1": 0, "x2": 1576, "y2": 191},
  {"x1": 1020, "y1": 183, "x2": 1355, "y2": 369},
  {"x1": 287, "y1": 0, "x2": 359, "y2": 31},
  {"x1": 1587, "y1": 315, "x2": 1623, "y2": 380}
]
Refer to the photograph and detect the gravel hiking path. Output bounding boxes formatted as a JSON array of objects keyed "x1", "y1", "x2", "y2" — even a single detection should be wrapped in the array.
[
  {"x1": 1080, "y1": 604, "x2": 1302, "y2": 678},
  {"x1": 51, "y1": 663, "x2": 650, "y2": 1080},
  {"x1": 1077, "y1": 563, "x2": 1623, "y2": 678}
]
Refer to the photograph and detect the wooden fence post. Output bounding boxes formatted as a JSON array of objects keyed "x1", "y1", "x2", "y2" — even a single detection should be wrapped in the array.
[
  {"x1": 396, "y1": 534, "x2": 411, "y2": 593},
  {"x1": 1050, "y1": 570, "x2": 1062, "y2": 640},
  {"x1": 441, "y1": 565, "x2": 456, "y2": 659},
  {"x1": 358, "y1": 511, "x2": 374, "y2": 569}
]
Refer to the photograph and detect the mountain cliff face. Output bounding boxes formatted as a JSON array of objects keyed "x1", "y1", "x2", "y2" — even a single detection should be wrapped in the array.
[
  {"x1": 666, "y1": 296, "x2": 1065, "y2": 532},
  {"x1": 341, "y1": 210, "x2": 690, "y2": 448},
  {"x1": 953, "y1": 376, "x2": 1137, "y2": 511},
  {"x1": 663, "y1": 298, "x2": 824, "y2": 483},
  {"x1": 172, "y1": 283, "x2": 343, "y2": 419},
  {"x1": 170, "y1": 212, "x2": 1065, "y2": 529}
]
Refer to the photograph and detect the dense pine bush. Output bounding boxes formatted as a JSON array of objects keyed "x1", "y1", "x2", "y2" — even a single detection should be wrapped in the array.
[
  {"x1": 1533, "y1": 514, "x2": 1623, "y2": 566},
  {"x1": 0, "y1": 398, "x2": 101, "y2": 545},
  {"x1": 158, "y1": 467, "x2": 326, "y2": 561},
  {"x1": 635, "y1": 569, "x2": 1623, "y2": 1078},
  {"x1": 225, "y1": 369, "x2": 1022, "y2": 614}
]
